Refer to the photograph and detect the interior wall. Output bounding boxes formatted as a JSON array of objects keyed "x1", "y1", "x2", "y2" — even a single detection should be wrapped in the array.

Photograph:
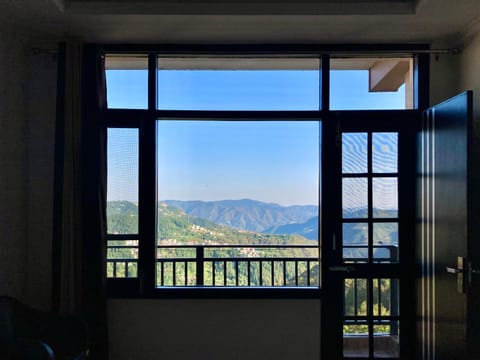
[
  {"x1": 459, "y1": 32, "x2": 480, "y2": 117},
  {"x1": 0, "y1": 30, "x2": 29, "y2": 302},
  {"x1": 429, "y1": 40, "x2": 461, "y2": 106},
  {"x1": 108, "y1": 299, "x2": 321, "y2": 360},
  {"x1": 458, "y1": 28, "x2": 480, "y2": 357},
  {"x1": 25, "y1": 47, "x2": 57, "y2": 311}
]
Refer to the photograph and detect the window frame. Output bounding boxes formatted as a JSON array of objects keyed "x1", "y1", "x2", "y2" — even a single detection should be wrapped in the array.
[{"x1": 100, "y1": 45, "x2": 429, "y2": 299}]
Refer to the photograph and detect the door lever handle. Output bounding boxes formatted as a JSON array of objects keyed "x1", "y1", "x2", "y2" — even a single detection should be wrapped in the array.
[
  {"x1": 446, "y1": 266, "x2": 462, "y2": 274},
  {"x1": 329, "y1": 265, "x2": 355, "y2": 273}
]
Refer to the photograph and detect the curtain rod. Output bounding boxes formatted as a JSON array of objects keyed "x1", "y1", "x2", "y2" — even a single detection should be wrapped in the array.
[{"x1": 325, "y1": 48, "x2": 460, "y2": 56}]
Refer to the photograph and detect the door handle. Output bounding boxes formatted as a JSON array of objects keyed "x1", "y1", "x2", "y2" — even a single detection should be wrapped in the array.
[
  {"x1": 329, "y1": 265, "x2": 355, "y2": 273},
  {"x1": 446, "y1": 257, "x2": 466, "y2": 293},
  {"x1": 446, "y1": 266, "x2": 461, "y2": 274}
]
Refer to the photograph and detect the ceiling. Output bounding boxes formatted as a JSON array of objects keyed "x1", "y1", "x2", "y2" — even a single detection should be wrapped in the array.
[{"x1": 2, "y1": 0, "x2": 480, "y2": 46}]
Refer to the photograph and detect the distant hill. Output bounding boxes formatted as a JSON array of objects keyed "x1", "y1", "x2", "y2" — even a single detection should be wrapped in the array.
[
  {"x1": 265, "y1": 216, "x2": 319, "y2": 240},
  {"x1": 107, "y1": 200, "x2": 312, "y2": 245},
  {"x1": 163, "y1": 199, "x2": 318, "y2": 233}
]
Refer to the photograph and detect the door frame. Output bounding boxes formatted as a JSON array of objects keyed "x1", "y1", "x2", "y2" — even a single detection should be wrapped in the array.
[{"x1": 321, "y1": 110, "x2": 419, "y2": 359}]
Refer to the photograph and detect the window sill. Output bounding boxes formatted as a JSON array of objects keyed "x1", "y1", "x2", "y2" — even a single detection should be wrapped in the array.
[{"x1": 107, "y1": 283, "x2": 322, "y2": 299}]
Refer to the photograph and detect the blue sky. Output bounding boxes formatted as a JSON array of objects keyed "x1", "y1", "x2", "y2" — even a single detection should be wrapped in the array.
[{"x1": 106, "y1": 67, "x2": 403, "y2": 206}]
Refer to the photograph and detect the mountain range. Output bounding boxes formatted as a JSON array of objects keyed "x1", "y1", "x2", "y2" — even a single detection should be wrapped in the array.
[{"x1": 163, "y1": 199, "x2": 318, "y2": 233}]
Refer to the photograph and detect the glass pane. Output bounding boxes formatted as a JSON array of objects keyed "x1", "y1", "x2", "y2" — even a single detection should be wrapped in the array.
[
  {"x1": 107, "y1": 128, "x2": 139, "y2": 234},
  {"x1": 330, "y1": 57, "x2": 413, "y2": 110},
  {"x1": 373, "y1": 178, "x2": 398, "y2": 218},
  {"x1": 105, "y1": 55, "x2": 148, "y2": 109},
  {"x1": 374, "y1": 321, "x2": 400, "y2": 358},
  {"x1": 373, "y1": 133, "x2": 398, "y2": 173},
  {"x1": 343, "y1": 178, "x2": 368, "y2": 218},
  {"x1": 157, "y1": 57, "x2": 320, "y2": 110},
  {"x1": 156, "y1": 120, "x2": 320, "y2": 288},
  {"x1": 344, "y1": 278, "x2": 368, "y2": 317},
  {"x1": 342, "y1": 133, "x2": 368, "y2": 174},
  {"x1": 344, "y1": 323, "x2": 369, "y2": 358},
  {"x1": 373, "y1": 223, "x2": 399, "y2": 262},
  {"x1": 372, "y1": 279, "x2": 400, "y2": 317},
  {"x1": 106, "y1": 239, "x2": 138, "y2": 278},
  {"x1": 343, "y1": 223, "x2": 368, "y2": 262}
]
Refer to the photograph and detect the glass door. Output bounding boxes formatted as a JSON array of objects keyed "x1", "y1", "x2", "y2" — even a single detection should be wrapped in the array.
[{"x1": 323, "y1": 112, "x2": 416, "y2": 359}]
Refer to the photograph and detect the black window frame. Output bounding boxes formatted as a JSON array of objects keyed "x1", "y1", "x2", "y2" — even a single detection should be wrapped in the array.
[{"x1": 98, "y1": 44, "x2": 429, "y2": 299}]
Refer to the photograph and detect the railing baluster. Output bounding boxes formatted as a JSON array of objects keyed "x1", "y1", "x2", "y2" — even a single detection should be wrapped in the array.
[
  {"x1": 235, "y1": 261, "x2": 239, "y2": 286},
  {"x1": 184, "y1": 261, "x2": 188, "y2": 286},
  {"x1": 161, "y1": 261, "x2": 164, "y2": 286},
  {"x1": 378, "y1": 278, "x2": 382, "y2": 316},
  {"x1": 283, "y1": 261, "x2": 287, "y2": 286},
  {"x1": 213, "y1": 261, "x2": 216, "y2": 286},
  {"x1": 196, "y1": 246, "x2": 204, "y2": 286},
  {"x1": 354, "y1": 278, "x2": 358, "y2": 317},
  {"x1": 223, "y1": 260, "x2": 227, "y2": 286},
  {"x1": 173, "y1": 262, "x2": 176, "y2": 286},
  {"x1": 307, "y1": 260, "x2": 311, "y2": 286},
  {"x1": 259, "y1": 261, "x2": 263, "y2": 286},
  {"x1": 125, "y1": 261, "x2": 129, "y2": 278},
  {"x1": 271, "y1": 260, "x2": 274, "y2": 286},
  {"x1": 113, "y1": 262, "x2": 117, "y2": 278},
  {"x1": 247, "y1": 261, "x2": 251, "y2": 286},
  {"x1": 295, "y1": 261, "x2": 298, "y2": 286}
]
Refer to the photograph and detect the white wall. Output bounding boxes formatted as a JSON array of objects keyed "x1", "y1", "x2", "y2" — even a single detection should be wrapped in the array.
[
  {"x1": 0, "y1": 26, "x2": 57, "y2": 310},
  {"x1": 0, "y1": 31, "x2": 29, "y2": 301},
  {"x1": 25, "y1": 48, "x2": 57, "y2": 311},
  {"x1": 109, "y1": 299, "x2": 321, "y2": 360},
  {"x1": 429, "y1": 51, "x2": 460, "y2": 106},
  {"x1": 459, "y1": 31, "x2": 480, "y2": 116}
]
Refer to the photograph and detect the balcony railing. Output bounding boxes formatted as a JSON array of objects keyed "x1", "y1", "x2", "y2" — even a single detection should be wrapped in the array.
[
  {"x1": 107, "y1": 244, "x2": 320, "y2": 287},
  {"x1": 107, "y1": 243, "x2": 399, "y2": 289},
  {"x1": 155, "y1": 245, "x2": 319, "y2": 287}
]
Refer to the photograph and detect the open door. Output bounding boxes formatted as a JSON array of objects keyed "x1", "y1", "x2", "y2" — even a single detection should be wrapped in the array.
[{"x1": 417, "y1": 91, "x2": 480, "y2": 360}]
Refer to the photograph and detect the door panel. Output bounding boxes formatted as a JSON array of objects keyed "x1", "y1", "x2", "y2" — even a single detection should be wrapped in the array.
[
  {"x1": 417, "y1": 91, "x2": 475, "y2": 360},
  {"x1": 322, "y1": 112, "x2": 416, "y2": 360}
]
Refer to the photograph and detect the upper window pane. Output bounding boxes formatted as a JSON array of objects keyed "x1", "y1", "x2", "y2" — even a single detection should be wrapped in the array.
[
  {"x1": 330, "y1": 57, "x2": 414, "y2": 110},
  {"x1": 105, "y1": 55, "x2": 148, "y2": 109},
  {"x1": 157, "y1": 57, "x2": 320, "y2": 110}
]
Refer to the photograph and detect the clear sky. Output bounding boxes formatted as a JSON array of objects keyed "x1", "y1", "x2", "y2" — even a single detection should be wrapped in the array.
[{"x1": 106, "y1": 66, "x2": 404, "y2": 206}]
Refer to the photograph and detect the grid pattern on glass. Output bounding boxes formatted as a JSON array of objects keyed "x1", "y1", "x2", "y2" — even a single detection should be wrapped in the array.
[
  {"x1": 107, "y1": 240, "x2": 138, "y2": 278},
  {"x1": 156, "y1": 120, "x2": 320, "y2": 287},
  {"x1": 330, "y1": 57, "x2": 413, "y2": 110},
  {"x1": 343, "y1": 178, "x2": 368, "y2": 219},
  {"x1": 373, "y1": 133, "x2": 398, "y2": 173},
  {"x1": 343, "y1": 223, "x2": 368, "y2": 262},
  {"x1": 342, "y1": 132, "x2": 399, "y2": 263},
  {"x1": 373, "y1": 223, "x2": 399, "y2": 262},
  {"x1": 373, "y1": 178, "x2": 398, "y2": 218},
  {"x1": 105, "y1": 55, "x2": 148, "y2": 109},
  {"x1": 343, "y1": 133, "x2": 368, "y2": 174},
  {"x1": 344, "y1": 278, "x2": 400, "y2": 359},
  {"x1": 157, "y1": 57, "x2": 320, "y2": 110},
  {"x1": 107, "y1": 128, "x2": 139, "y2": 235}
]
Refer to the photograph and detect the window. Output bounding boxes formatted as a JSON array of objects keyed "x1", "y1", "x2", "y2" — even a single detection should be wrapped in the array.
[
  {"x1": 330, "y1": 57, "x2": 414, "y2": 110},
  {"x1": 102, "y1": 49, "x2": 419, "y2": 299},
  {"x1": 105, "y1": 54, "x2": 323, "y2": 295},
  {"x1": 155, "y1": 120, "x2": 320, "y2": 287}
]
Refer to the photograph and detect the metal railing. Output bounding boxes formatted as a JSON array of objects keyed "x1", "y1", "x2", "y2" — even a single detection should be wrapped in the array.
[
  {"x1": 106, "y1": 243, "x2": 320, "y2": 287},
  {"x1": 156, "y1": 245, "x2": 319, "y2": 287}
]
